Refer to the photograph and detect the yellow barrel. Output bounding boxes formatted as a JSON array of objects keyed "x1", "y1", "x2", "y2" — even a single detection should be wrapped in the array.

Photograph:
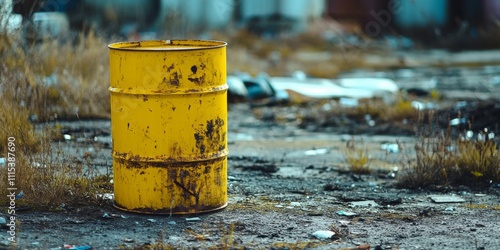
[{"x1": 108, "y1": 40, "x2": 228, "y2": 214}]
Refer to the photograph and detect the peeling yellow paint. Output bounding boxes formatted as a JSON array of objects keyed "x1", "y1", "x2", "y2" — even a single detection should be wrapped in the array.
[{"x1": 109, "y1": 40, "x2": 228, "y2": 214}]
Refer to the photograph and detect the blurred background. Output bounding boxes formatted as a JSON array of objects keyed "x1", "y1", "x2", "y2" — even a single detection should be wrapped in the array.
[
  {"x1": 2, "y1": 0, "x2": 500, "y2": 122},
  {"x1": 2, "y1": 0, "x2": 500, "y2": 48}
]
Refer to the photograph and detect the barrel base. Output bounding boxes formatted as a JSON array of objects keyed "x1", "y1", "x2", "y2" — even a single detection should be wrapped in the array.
[
  {"x1": 112, "y1": 157, "x2": 227, "y2": 215},
  {"x1": 113, "y1": 201, "x2": 228, "y2": 215}
]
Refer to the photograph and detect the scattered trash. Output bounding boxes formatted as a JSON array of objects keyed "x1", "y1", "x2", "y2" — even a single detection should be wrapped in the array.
[
  {"x1": 168, "y1": 221, "x2": 177, "y2": 225},
  {"x1": 186, "y1": 217, "x2": 201, "y2": 222},
  {"x1": 449, "y1": 117, "x2": 467, "y2": 126},
  {"x1": 474, "y1": 194, "x2": 486, "y2": 197},
  {"x1": 31, "y1": 162, "x2": 48, "y2": 168},
  {"x1": 0, "y1": 158, "x2": 5, "y2": 167},
  {"x1": 380, "y1": 142, "x2": 399, "y2": 153},
  {"x1": 337, "y1": 211, "x2": 357, "y2": 217},
  {"x1": 227, "y1": 76, "x2": 249, "y2": 102},
  {"x1": 270, "y1": 77, "x2": 398, "y2": 102},
  {"x1": 15, "y1": 190, "x2": 23, "y2": 199},
  {"x1": 122, "y1": 238, "x2": 135, "y2": 243},
  {"x1": 411, "y1": 101, "x2": 437, "y2": 110},
  {"x1": 103, "y1": 213, "x2": 126, "y2": 219},
  {"x1": 304, "y1": 148, "x2": 328, "y2": 156},
  {"x1": 290, "y1": 202, "x2": 301, "y2": 207},
  {"x1": 339, "y1": 97, "x2": 358, "y2": 107},
  {"x1": 349, "y1": 200, "x2": 379, "y2": 208},
  {"x1": 312, "y1": 230, "x2": 335, "y2": 240},
  {"x1": 63, "y1": 134, "x2": 72, "y2": 141},
  {"x1": 147, "y1": 219, "x2": 157, "y2": 223},
  {"x1": 97, "y1": 193, "x2": 114, "y2": 200},
  {"x1": 429, "y1": 195, "x2": 466, "y2": 203},
  {"x1": 63, "y1": 245, "x2": 92, "y2": 250}
]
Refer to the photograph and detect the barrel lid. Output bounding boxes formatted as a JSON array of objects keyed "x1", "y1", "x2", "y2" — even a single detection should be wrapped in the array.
[{"x1": 108, "y1": 40, "x2": 227, "y2": 51}]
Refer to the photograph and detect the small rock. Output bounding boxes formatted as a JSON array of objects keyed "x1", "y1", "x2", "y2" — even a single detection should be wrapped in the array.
[
  {"x1": 312, "y1": 230, "x2": 335, "y2": 240},
  {"x1": 0, "y1": 217, "x2": 6, "y2": 226},
  {"x1": 290, "y1": 202, "x2": 301, "y2": 207},
  {"x1": 429, "y1": 195, "x2": 465, "y2": 203},
  {"x1": 32, "y1": 242, "x2": 40, "y2": 246},
  {"x1": 304, "y1": 148, "x2": 329, "y2": 156},
  {"x1": 122, "y1": 238, "x2": 135, "y2": 243},
  {"x1": 350, "y1": 200, "x2": 379, "y2": 208},
  {"x1": 228, "y1": 176, "x2": 242, "y2": 181},
  {"x1": 380, "y1": 143, "x2": 399, "y2": 153},
  {"x1": 475, "y1": 223, "x2": 486, "y2": 227},
  {"x1": 147, "y1": 219, "x2": 157, "y2": 223},
  {"x1": 445, "y1": 207, "x2": 455, "y2": 211},
  {"x1": 337, "y1": 211, "x2": 357, "y2": 217},
  {"x1": 168, "y1": 221, "x2": 176, "y2": 225},
  {"x1": 186, "y1": 217, "x2": 201, "y2": 222}
]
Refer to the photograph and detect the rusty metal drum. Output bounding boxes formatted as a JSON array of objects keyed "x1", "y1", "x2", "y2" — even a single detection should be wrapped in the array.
[{"x1": 108, "y1": 40, "x2": 228, "y2": 214}]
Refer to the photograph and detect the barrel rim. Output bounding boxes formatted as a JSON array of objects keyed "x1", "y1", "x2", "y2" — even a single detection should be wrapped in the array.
[{"x1": 108, "y1": 39, "x2": 227, "y2": 51}]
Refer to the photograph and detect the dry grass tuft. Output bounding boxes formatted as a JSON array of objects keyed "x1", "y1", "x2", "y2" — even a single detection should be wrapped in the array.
[
  {"x1": 398, "y1": 113, "x2": 500, "y2": 189},
  {"x1": 1, "y1": 29, "x2": 110, "y2": 121},
  {"x1": 344, "y1": 138, "x2": 371, "y2": 174},
  {"x1": 0, "y1": 28, "x2": 112, "y2": 210}
]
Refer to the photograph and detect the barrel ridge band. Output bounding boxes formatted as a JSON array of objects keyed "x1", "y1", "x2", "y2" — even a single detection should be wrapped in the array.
[
  {"x1": 112, "y1": 149, "x2": 229, "y2": 164},
  {"x1": 108, "y1": 84, "x2": 228, "y2": 95}
]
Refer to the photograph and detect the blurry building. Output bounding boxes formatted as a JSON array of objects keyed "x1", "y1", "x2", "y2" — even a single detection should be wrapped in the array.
[{"x1": 237, "y1": 0, "x2": 325, "y2": 36}]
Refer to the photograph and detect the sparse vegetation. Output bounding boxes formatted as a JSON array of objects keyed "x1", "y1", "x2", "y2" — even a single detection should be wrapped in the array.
[
  {"x1": 398, "y1": 113, "x2": 500, "y2": 189},
  {"x1": 344, "y1": 138, "x2": 371, "y2": 174},
  {"x1": 0, "y1": 26, "x2": 112, "y2": 209}
]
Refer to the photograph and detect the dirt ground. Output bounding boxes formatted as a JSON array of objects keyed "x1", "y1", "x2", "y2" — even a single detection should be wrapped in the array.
[{"x1": 3, "y1": 60, "x2": 500, "y2": 249}]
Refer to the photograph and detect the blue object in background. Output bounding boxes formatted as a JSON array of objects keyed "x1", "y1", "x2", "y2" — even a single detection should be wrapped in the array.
[{"x1": 394, "y1": 0, "x2": 448, "y2": 29}]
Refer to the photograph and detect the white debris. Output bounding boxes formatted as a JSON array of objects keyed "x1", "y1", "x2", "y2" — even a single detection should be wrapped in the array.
[
  {"x1": 381, "y1": 143, "x2": 399, "y2": 153},
  {"x1": 429, "y1": 195, "x2": 466, "y2": 203},
  {"x1": 304, "y1": 148, "x2": 328, "y2": 156},
  {"x1": 349, "y1": 200, "x2": 379, "y2": 208},
  {"x1": 269, "y1": 77, "x2": 398, "y2": 102},
  {"x1": 312, "y1": 230, "x2": 335, "y2": 240},
  {"x1": 97, "y1": 193, "x2": 114, "y2": 200}
]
